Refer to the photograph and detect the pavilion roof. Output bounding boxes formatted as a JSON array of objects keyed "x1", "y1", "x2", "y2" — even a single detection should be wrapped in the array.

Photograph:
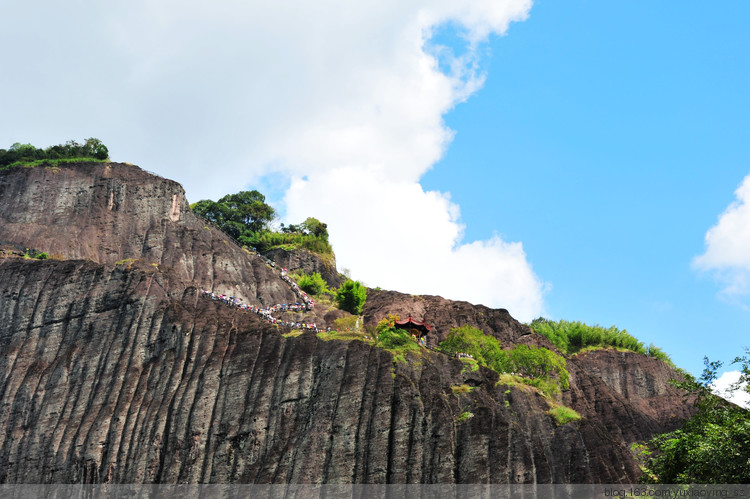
[{"x1": 393, "y1": 316, "x2": 431, "y2": 334}]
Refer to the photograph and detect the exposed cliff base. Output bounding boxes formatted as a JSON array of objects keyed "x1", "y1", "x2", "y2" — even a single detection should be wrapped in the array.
[{"x1": 0, "y1": 163, "x2": 695, "y2": 483}]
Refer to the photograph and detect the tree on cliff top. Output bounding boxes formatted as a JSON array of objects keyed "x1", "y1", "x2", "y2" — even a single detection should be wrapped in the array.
[
  {"x1": 192, "y1": 190, "x2": 275, "y2": 239},
  {"x1": 191, "y1": 190, "x2": 333, "y2": 255},
  {"x1": 0, "y1": 138, "x2": 109, "y2": 168}
]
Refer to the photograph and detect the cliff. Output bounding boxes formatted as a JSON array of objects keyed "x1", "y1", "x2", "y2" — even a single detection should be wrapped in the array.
[{"x1": 0, "y1": 163, "x2": 694, "y2": 484}]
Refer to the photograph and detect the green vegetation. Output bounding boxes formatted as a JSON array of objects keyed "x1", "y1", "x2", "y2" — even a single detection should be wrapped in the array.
[
  {"x1": 247, "y1": 229, "x2": 333, "y2": 255},
  {"x1": 439, "y1": 325, "x2": 504, "y2": 367},
  {"x1": 333, "y1": 315, "x2": 361, "y2": 331},
  {"x1": 438, "y1": 325, "x2": 570, "y2": 396},
  {"x1": 317, "y1": 329, "x2": 374, "y2": 344},
  {"x1": 335, "y1": 279, "x2": 367, "y2": 315},
  {"x1": 374, "y1": 316, "x2": 421, "y2": 360},
  {"x1": 191, "y1": 190, "x2": 275, "y2": 237},
  {"x1": 530, "y1": 318, "x2": 674, "y2": 365},
  {"x1": 548, "y1": 404, "x2": 582, "y2": 425},
  {"x1": 459, "y1": 356, "x2": 479, "y2": 373},
  {"x1": 192, "y1": 190, "x2": 333, "y2": 255},
  {"x1": 456, "y1": 411, "x2": 474, "y2": 423},
  {"x1": 508, "y1": 345, "x2": 570, "y2": 391},
  {"x1": 0, "y1": 139, "x2": 109, "y2": 169},
  {"x1": 639, "y1": 351, "x2": 750, "y2": 484},
  {"x1": 23, "y1": 249, "x2": 49, "y2": 260},
  {"x1": 297, "y1": 272, "x2": 329, "y2": 295},
  {"x1": 282, "y1": 330, "x2": 304, "y2": 338},
  {"x1": 451, "y1": 384, "x2": 474, "y2": 395}
]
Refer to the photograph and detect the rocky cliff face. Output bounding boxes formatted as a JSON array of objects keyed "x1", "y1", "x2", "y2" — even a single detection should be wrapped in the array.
[
  {"x1": 261, "y1": 247, "x2": 344, "y2": 289},
  {"x1": 0, "y1": 163, "x2": 694, "y2": 484},
  {"x1": 0, "y1": 163, "x2": 292, "y2": 307}
]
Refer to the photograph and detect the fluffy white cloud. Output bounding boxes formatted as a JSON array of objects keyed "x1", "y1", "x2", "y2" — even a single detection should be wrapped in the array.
[
  {"x1": 0, "y1": 0, "x2": 544, "y2": 320},
  {"x1": 711, "y1": 370, "x2": 750, "y2": 409},
  {"x1": 694, "y1": 174, "x2": 750, "y2": 296},
  {"x1": 285, "y1": 169, "x2": 546, "y2": 320}
]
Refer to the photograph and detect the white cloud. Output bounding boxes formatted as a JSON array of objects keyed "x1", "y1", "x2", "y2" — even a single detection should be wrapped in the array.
[
  {"x1": 694, "y1": 174, "x2": 750, "y2": 296},
  {"x1": 284, "y1": 168, "x2": 545, "y2": 321},
  {"x1": 712, "y1": 370, "x2": 750, "y2": 409},
  {"x1": 0, "y1": 0, "x2": 544, "y2": 320}
]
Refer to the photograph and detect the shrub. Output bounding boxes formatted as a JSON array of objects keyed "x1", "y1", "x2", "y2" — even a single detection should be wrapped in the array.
[
  {"x1": 297, "y1": 272, "x2": 328, "y2": 295},
  {"x1": 439, "y1": 326, "x2": 570, "y2": 395},
  {"x1": 374, "y1": 316, "x2": 420, "y2": 356},
  {"x1": 439, "y1": 325, "x2": 507, "y2": 370},
  {"x1": 333, "y1": 315, "x2": 361, "y2": 331},
  {"x1": 647, "y1": 343, "x2": 675, "y2": 366},
  {"x1": 456, "y1": 411, "x2": 474, "y2": 423},
  {"x1": 507, "y1": 344, "x2": 569, "y2": 391},
  {"x1": 451, "y1": 384, "x2": 473, "y2": 394},
  {"x1": 530, "y1": 318, "x2": 650, "y2": 356},
  {"x1": 242, "y1": 231, "x2": 333, "y2": 255},
  {"x1": 375, "y1": 326, "x2": 414, "y2": 350},
  {"x1": 335, "y1": 279, "x2": 367, "y2": 315},
  {"x1": 548, "y1": 405, "x2": 581, "y2": 425}
]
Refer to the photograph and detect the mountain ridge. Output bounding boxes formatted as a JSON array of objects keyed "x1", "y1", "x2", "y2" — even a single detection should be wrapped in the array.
[{"x1": 0, "y1": 162, "x2": 695, "y2": 483}]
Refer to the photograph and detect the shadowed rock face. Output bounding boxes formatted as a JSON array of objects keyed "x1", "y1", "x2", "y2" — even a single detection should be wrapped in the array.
[{"x1": 0, "y1": 163, "x2": 695, "y2": 484}]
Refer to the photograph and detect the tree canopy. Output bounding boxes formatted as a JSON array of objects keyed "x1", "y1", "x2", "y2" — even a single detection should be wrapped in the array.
[
  {"x1": 191, "y1": 191, "x2": 333, "y2": 255},
  {"x1": 335, "y1": 279, "x2": 367, "y2": 315},
  {"x1": 192, "y1": 190, "x2": 275, "y2": 238},
  {"x1": 0, "y1": 138, "x2": 109, "y2": 168},
  {"x1": 639, "y1": 351, "x2": 750, "y2": 484}
]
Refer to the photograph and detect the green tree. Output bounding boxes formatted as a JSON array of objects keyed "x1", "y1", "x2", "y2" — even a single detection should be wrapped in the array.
[
  {"x1": 218, "y1": 190, "x2": 275, "y2": 233},
  {"x1": 82, "y1": 137, "x2": 109, "y2": 160},
  {"x1": 297, "y1": 272, "x2": 328, "y2": 295},
  {"x1": 439, "y1": 325, "x2": 505, "y2": 369},
  {"x1": 640, "y1": 351, "x2": 750, "y2": 484},
  {"x1": 507, "y1": 344, "x2": 569, "y2": 390},
  {"x1": 301, "y1": 217, "x2": 328, "y2": 240},
  {"x1": 191, "y1": 190, "x2": 275, "y2": 239},
  {"x1": 1, "y1": 139, "x2": 111, "y2": 169},
  {"x1": 9, "y1": 143, "x2": 40, "y2": 161},
  {"x1": 336, "y1": 279, "x2": 367, "y2": 315}
]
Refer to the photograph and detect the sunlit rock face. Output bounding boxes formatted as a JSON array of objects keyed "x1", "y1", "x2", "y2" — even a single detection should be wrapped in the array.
[{"x1": 0, "y1": 163, "x2": 694, "y2": 483}]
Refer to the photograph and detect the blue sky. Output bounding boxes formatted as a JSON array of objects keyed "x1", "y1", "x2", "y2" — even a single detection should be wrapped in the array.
[
  {"x1": 1, "y1": 1, "x2": 749, "y2": 389},
  {"x1": 423, "y1": 1, "x2": 750, "y2": 379}
]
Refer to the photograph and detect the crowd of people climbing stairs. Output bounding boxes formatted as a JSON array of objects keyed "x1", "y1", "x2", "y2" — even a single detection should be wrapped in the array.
[
  {"x1": 200, "y1": 256, "x2": 478, "y2": 363},
  {"x1": 200, "y1": 266, "x2": 318, "y2": 332}
]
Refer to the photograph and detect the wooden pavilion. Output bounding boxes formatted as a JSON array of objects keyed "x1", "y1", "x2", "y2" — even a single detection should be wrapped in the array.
[{"x1": 393, "y1": 316, "x2": 431, "y2": 338}]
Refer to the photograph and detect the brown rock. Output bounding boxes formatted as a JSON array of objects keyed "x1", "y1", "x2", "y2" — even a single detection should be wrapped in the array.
[
  {"x1": 0, "y1": 163, "x2": 696, "y2": 484},
  {"x1": 262, "y1": 247, "x2": 345, "y2": 289}
]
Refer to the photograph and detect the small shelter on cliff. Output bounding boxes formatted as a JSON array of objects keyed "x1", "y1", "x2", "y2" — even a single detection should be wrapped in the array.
[{"x1": 393, "y1": 316, "x2": 431, "y2": 338}]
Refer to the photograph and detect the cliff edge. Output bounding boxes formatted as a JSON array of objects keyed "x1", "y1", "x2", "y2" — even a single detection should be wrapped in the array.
[{"x1": 0, "y1": 163, "x2": 694, "y2": 483}]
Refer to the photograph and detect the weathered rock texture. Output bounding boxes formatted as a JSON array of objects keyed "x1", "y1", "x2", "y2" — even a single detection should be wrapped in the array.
[
  {"x1": 0, "y1": 163, "x2": 292, "y2": 307},
  {"x1": 261, "y1": 248, "x2": 345, "y2": 289},
  {"x1": 0, "y1": 163, "x2": 694, "y2": 484}
]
